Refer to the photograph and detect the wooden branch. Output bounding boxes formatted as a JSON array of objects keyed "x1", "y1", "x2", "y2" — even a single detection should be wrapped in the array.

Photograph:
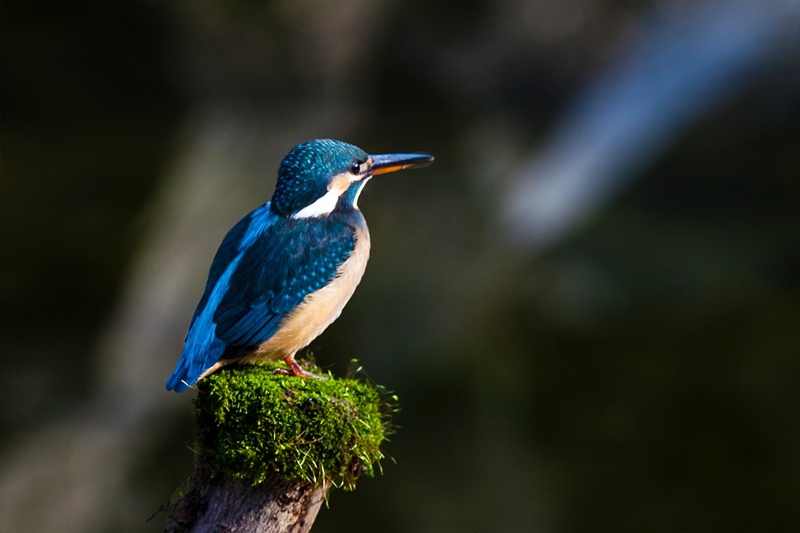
[
  {"x1": 167, "y1": 456, "x2": 329, "y2": 533},
  {"x1": 192, "y1": 473, "x2": 328, "y2": 533}
]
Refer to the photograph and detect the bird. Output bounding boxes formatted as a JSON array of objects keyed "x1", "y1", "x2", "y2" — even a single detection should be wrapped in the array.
[{"x1": 166, "y1": 139, "x2": 434, "y2": 392}]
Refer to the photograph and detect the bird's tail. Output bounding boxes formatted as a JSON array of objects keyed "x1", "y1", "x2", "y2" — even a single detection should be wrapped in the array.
[
  {"x1": 166, "y1": 334, "x2": 226, "y2": 392},
  {"x1": 165, "y1": 356, "x2": 193, "y2": 392}
]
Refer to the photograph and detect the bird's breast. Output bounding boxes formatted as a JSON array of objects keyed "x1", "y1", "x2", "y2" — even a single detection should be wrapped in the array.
[{"x1": 253, "y1": 224, "x2": 371, "y2": 360}]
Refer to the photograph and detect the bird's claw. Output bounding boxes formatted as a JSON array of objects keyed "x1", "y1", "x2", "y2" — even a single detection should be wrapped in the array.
[{"x1": 276, "y1": 357, "x2": 329, "y2": 381}]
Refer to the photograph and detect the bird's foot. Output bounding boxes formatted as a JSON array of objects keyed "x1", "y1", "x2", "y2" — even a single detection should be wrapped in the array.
[{"x1": 275, "y1": 356, "x2": 329, "y2": 380}]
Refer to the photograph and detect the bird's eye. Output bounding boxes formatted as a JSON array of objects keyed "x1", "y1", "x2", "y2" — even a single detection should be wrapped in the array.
[{"x1": 349, "y1": 161, "x2": 361, "y2": 175}]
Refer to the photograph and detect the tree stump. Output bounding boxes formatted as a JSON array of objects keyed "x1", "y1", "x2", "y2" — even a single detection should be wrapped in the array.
[{"x1": 165, "y1": 362, "x2": 394, "y2": 533}]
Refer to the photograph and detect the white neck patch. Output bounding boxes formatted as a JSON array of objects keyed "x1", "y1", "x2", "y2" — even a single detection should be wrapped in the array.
[{"x1": 292, "y1": 189, "x2": 341, "y2": 219}]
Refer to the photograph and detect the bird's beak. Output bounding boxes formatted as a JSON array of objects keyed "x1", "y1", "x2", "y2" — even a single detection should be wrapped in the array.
[{"x1": 369, "y1": 153, "x2": 434, "y2": 176}]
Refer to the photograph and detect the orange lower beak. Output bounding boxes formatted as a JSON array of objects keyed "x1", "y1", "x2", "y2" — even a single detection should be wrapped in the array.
[{"x1": 369, "y1": 153, "x2": 434, "y2": 175}]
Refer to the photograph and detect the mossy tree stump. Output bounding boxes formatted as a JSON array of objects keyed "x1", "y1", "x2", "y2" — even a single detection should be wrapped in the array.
[{"x1": 166, "y1": 362, "x2": 393, "y2": 533}]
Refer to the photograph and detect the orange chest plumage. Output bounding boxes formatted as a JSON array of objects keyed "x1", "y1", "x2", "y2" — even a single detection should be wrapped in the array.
[{"x1": 249, "y1": 225, "x2": 370, "y2": 361}]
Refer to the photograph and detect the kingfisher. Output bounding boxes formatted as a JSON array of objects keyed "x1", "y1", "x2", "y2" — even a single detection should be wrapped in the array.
[{"x1": 166, "y1": 139, "x2": 433, "y2": 392}]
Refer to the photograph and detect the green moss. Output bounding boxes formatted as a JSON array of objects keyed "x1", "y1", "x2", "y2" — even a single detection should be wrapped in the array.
[{"x1": 193, "y1": 361, "x2": 395, "y2": 489}]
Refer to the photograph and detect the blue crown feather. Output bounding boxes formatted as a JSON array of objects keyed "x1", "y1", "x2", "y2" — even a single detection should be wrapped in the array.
[{"x1": 271, "y1": 140, "x2": 367, "y2": 216}]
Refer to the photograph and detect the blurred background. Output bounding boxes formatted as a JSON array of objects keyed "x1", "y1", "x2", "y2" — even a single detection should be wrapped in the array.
[{"x1": 2, "y1": 1, "x2": 800, "y2": 532}]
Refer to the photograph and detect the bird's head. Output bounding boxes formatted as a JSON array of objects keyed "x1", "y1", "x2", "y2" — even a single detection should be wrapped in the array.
[{"x1": 270, "y1": 139, "x2": 433, "y2": 218}]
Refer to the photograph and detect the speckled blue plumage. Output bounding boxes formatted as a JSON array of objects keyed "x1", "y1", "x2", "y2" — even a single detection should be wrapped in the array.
[
  {"x1": 214, "y1": 214, "x2": 357, "y2": 346},
  {"x1": 166, "y1": 202, "x2": 360, "y2": 392}
]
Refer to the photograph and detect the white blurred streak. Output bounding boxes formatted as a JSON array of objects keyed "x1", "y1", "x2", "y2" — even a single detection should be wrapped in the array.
[{"x1": 502, "y1": 0, "x2": 800, "y2": 251}]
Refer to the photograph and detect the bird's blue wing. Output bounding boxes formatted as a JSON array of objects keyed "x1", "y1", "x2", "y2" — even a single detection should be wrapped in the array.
[
  {"x1": 213, "y1": 217, "x2": 356, "y2": 347},
  {"x1": 167, "y1": 204, "x2": 276, "y2": 392},
  {"x1": 186, "y1": 209, "x2": 256, "y2": 332}
]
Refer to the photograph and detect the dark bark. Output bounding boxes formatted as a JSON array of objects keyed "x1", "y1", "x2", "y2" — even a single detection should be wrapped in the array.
[{"x1": 166, "y1": 457, "x2": 330, "y2": 533}]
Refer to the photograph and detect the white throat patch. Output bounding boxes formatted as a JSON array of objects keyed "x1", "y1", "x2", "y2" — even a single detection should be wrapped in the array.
[{"x1": 352, "y1": 177, "x2": 371, "y2": 210}]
